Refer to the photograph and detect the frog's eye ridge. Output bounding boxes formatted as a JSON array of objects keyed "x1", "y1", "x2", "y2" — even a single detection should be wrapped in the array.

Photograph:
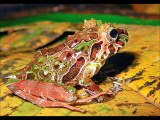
[{"x1": 110, "y1": 29, "x2": 118, "y2": 38}]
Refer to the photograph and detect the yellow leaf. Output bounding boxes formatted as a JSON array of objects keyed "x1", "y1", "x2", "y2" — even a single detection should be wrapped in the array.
[{"x1": 0, "y1": 23, "x2": 160, "y2": 116}]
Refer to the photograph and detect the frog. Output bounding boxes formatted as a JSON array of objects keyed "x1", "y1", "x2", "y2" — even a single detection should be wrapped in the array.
[{"x1": 6, "y1": 19, "x2": 129, "y2": 112}]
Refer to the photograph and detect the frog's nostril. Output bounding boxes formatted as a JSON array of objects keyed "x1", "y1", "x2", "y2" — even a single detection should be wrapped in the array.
[{"x1": 123, "y1": 30, "x2": 128, "y2": 36}]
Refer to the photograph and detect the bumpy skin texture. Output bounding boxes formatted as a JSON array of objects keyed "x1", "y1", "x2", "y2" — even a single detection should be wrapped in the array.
[{"x1": 7, "y1": 19, "x2": 129, "y2": 112}]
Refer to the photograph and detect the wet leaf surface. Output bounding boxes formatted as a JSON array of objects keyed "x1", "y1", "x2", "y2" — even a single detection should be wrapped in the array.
[{"x1": 0, "y1": 21, "x2": 75, "y2": 55}]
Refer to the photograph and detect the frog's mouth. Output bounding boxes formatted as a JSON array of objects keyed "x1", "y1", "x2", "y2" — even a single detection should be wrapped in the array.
[{"x1": 116, "y1": 28, "x2": 129, "y2": 47}]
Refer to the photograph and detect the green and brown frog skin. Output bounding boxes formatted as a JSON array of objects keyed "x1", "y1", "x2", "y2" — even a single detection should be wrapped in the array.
[{"x1": 7, "y1": 19, "x2": 129, "y2": 112}]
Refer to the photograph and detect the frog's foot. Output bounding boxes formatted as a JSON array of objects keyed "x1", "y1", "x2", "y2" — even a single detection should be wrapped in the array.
[
  {"x1": 109, "y1": 81, "x2": 123, "y2": 96},
  {"x1": 74, "y1": 82, "x2": 122, "y2": 104},
  {"x1": 74, "y1": 90, "x2": 112, "y2": 104},
  {"x1": 82, "y1": 82, "x2": 105, "y2": 102}
]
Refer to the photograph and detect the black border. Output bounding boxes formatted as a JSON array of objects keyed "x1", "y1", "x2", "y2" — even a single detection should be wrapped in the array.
[{"x1": 0, "y1": 0, "x2": 160, "y2": 4}]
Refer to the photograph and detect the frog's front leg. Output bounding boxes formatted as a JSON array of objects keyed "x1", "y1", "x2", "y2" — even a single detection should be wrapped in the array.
[
  {"x1": 79, "y1": 78, "x2": 123, "y2": 103},
  {"x1": 78, "y1": 62, "x2": 104, "y2": 102},
  {"x1": 79, "y1": 62, "x2": 123, "y2": 102},
  {"x1": 80, "y1": 77, "x2": 104, "y2": 102}
]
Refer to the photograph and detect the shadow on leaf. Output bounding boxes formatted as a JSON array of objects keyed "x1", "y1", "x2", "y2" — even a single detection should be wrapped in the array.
[{"x1": 92, "y1": 52, "x2": 136, "y2": 84}]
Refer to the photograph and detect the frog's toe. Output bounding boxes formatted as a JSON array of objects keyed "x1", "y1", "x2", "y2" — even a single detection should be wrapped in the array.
[
  {"x1": 97, "y1": 96, "x2": 104, "y2": 102},
  {"x1": 109, "y1": 81, "x2": 123, "y2": 95},
  {"x1": 84, "y1": 88, "x2": 104, "y2": 102},
  {"x1": 107, "y1": 77, "x2": 123, "y2": 83}
]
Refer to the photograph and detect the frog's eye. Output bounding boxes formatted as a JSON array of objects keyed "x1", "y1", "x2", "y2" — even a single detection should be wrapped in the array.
[{"x1": 109, "y1": 29, "x2": 118, "y2": 39}]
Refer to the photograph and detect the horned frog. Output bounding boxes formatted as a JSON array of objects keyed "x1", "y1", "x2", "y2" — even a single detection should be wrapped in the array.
[{"x1": 7, "y1": 19, "x2": 129, "y2": 112}]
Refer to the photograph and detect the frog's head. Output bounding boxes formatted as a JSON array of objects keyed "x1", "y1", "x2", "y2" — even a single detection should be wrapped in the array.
[
  {"x1": 83, "y1": 19, "x2": 129, "y2": 62},
  {"x1": 99, "y1": 22, "x2": 129, "y2": 57}
]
